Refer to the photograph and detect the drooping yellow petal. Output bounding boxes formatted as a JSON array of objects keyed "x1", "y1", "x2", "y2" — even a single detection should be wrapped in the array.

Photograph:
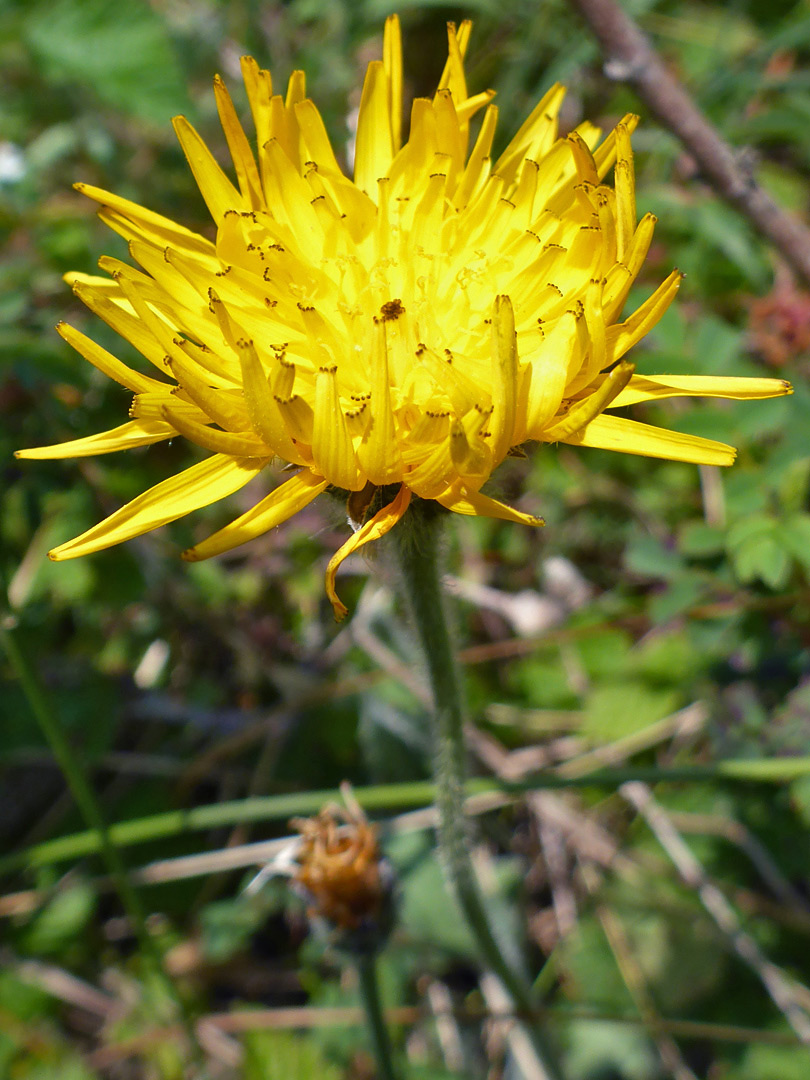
[
  {"x1": 49, "y1": 454, "x2": 270, "y2": 560},
  {"x1": 436, "y1": 481, "x2": 544, "y2": 526},
  {"x1": 610, "y1": 374, "x2": 792, "y2": 408},
  {"x1": 325, "y1": 484, "x2": 412, "y2": 621},
  {"x1": 183, "y1": 469, "x2": 328, "y2": 562},
  {"x1": 16, "y1": 420, "x2": 176, "y2": 459},
  {"x1": 563, "y1": 413, "x2": 737, "y2": 466}
]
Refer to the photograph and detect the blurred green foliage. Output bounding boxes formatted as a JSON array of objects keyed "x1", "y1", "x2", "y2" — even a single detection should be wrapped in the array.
[{"x1": 3, "y1": 0, "x2": 810, "y2": 1077}]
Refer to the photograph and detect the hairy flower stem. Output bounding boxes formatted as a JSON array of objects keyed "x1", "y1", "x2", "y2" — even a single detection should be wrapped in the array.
[
  {"x1": 393, "y1": 512, "x2": 564, "y2": 1080},
  {"x1": 0, "y1": 620, "x2": 200, "y2": 1059},
  {"x1": 357, "y1": 953, "x2": 398, "y2": 1080}
]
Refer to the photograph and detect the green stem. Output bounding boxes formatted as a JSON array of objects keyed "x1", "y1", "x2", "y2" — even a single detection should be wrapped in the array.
[
  {"x1": 357, "y1": 953, "x2": 398, "y2": 1080},
  {"x1": 0, "y1": 621, "x2": 199, "y2": 1052},
  {"x1": 393, "y1": 511, "x2": 564, "y2": 1080},
  {"x1": 3, "y1": 762, "x2": 801, "y2": 878}
]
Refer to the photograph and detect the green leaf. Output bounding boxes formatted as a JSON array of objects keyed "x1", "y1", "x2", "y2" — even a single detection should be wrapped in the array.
[
  {"x1": 19, "y1": 880, "x2": 96, "y2": 956},
  {"x1": 624, "y1": 533, "x2": 683, "y2": 581},
  {"x1": 727, "y1": 514, "x2": 793, "y2": 588},
  {"x1": 780, "y1": 513, "x2": 810, "y2": 576},
  {"x1": 740, "y1": 1043, "x2": 810, "y2": 1080},
  {"x1": 243, "y1": 1029, "x2": 343, "y2": 1080},
  {"x1": 582, "y1": 682, "x2": 681, "y2": 742},
  {"x1": 678, "y1": 521, "x2": 726, "y2": 558}
]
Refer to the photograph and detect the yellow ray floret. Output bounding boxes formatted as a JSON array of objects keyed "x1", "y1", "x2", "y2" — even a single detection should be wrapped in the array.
[{"x1": 19, "y1": 16, "x2": 791, "y2": 619}]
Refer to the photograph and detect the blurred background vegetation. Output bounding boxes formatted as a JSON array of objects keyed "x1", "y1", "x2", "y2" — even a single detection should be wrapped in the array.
[{"x1": 3, "y1": 0, "x2": 810, "y2": 1076}]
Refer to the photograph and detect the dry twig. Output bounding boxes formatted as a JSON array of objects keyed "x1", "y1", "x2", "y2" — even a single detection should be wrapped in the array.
[
  {"x1": 568, "y1": 0, "x2": 810, "y2": 287},
  {"x1": 622, "y1": 781, "x2": 810, "y2": 1045}
]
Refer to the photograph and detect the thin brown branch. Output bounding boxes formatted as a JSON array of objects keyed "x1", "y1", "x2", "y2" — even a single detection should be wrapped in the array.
[{"x1": 569, "y1": 0, "x2": 810, "y2": 287}]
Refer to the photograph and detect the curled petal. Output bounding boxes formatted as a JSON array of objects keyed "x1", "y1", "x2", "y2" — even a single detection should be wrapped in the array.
[
  {"x1": 326, "y1": 484, "x2": 412, "y2": 621},
  {"x1": 437, "y1": 481, "x2": 544, "y2": 526}
]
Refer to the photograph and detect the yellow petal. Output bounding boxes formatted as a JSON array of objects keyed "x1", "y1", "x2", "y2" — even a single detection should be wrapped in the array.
[
  {"x1": 325, "y1": 484, "x2": 411, "y2": 621},
  {"x1": 126, "y1": 240, "x2": 208, "y2": 315},
  {"x1": 606, "y1": 270, "x2": 683, "y2": 363},
  {"x1": 544, "y1": 360, "x2": 635, "y2": 440},
  {"x1": 312, "y1": 366, "x2": 361, "y2": 490},
  {"x1": 383, "y1": 14, "x2": 403, "y2": 153},
  {"x1": 357, "y1": 321, "x2": 401, "y2": 485},
  {"x1": 521, "y1": 309, "x2": 581, "y2": 440},
  {"x1": 240, "y1": 56, "x2": 274, "y2": 193},
  {"x1": 295, "y1": 99, "x2": 343, "y2": 175},
  {"x1": 172, "y1": 115, "x2": 243, "y2": 223},
  {"x1": 213, "y1": 74, "x2": 264, "y2": 210},
  {"x1": 405, "y1": 439, "x2": 456, "y2": 500},
  {"x1": 354, "y1": 60, "x2": 393, "y2": 196},
  {"x1": 493, "y1": 84, "x2": 565, "y2": 184},
  {"x1": 562, "y1": 413, "x2": 737, "y2": 466},
  {"x1": 73, "y1": 291, "x2": 172, "y2": 381},
  {"x1": 437, "y1": 481, "x2": 544, "y2": 526},
  {"x1": 16, "y1": 420, "x2": 176, "y2": 460},
  {"x1": 240, "y1": 56, "x2": 273, "y2": 139},
  {"x1": 233, "y1": 338, "x2": 302, "y2": 463},
  {"x1": 56, "y1": 322, "x2": 168, "y2": 394},
  {"x1": 490, "y1": 294, "x2": 518, "y2": 462},
  {"x1": 437, "y1": 20, "x2": 470, "y2": 104},
  {"x1": 567, "y1": 131, "x2": 599, "y2": 185},
  {"x1": 160, "y1": 407, "x2": 269, "y2": 457},
  {"x1": 453, "y1": 103, "x2": 497, "y2": 210},
  {"x1": 611, "y1": 374, "x2": 793, "y2": 408},
  {"x1": 183, "y1": 469, "x2": 328, "y2": 562},
  {"x1": 73, "y1": 182, "x2": 214, "y2": 257},
  {"x1": 613, "y1": 122, "x2": 636, "y2": 259},
  {"x1": 168, "y1": 352, "x2": 251, "y2": 431},
  {"x1": 49, "y1": 453, "x2": 270, "y2": 560},
  {"x1": 593, "y1": 113, "x2": 639, "y2": 179}
]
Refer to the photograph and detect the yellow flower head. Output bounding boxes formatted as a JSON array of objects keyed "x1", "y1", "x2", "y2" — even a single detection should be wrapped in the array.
[{"x1": 19, "y1": 17, "x2": 790, "y2": 618}]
